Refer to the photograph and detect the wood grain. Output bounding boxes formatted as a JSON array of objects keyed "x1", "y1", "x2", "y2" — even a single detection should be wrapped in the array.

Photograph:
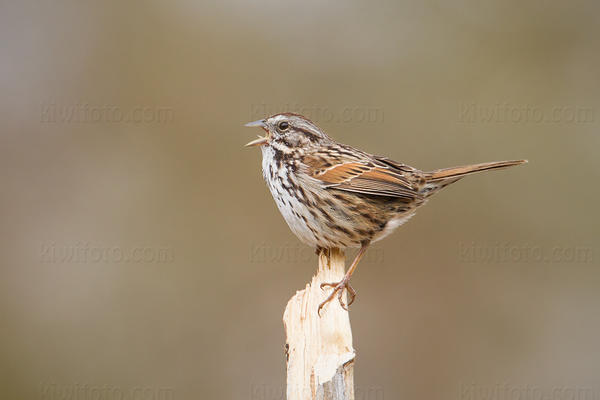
[{"x1": 283, "y1": 248, "x2": 355, "y2": 400}]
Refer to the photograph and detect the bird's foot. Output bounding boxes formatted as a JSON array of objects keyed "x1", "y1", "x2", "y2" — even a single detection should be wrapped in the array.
[{"x1": 317, "y1": 277, "x2": 356, "y2": 316}]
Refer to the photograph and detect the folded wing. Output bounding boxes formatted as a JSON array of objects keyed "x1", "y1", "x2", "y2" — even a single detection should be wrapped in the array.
[{"x1": 303, "y1": 155, "x2": 424, "y2": 202}]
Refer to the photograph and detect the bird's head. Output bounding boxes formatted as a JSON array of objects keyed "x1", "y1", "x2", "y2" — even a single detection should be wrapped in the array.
[{"x1": 245, "y1": 113, "x2": 330, "y2": 151}]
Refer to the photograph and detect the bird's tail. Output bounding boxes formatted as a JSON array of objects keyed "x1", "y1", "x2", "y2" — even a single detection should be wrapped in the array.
[{"x1": 421, "y1": 159, "x2": 527, "y2": 196}]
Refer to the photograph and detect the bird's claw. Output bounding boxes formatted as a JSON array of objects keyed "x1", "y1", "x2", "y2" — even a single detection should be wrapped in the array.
[{"x1": 317, "y1": 278, "x2": 356, "y2": 316}]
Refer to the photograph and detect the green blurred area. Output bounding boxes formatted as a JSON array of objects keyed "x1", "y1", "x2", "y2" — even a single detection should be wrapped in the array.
[{"x1": 1, "y1": 1, "x2": 599, "y2": 399}]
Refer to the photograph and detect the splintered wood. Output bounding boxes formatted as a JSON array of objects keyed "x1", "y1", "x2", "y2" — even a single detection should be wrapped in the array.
[{"x1": 283, "y1": 248, "x2": 355, "y2": 400}]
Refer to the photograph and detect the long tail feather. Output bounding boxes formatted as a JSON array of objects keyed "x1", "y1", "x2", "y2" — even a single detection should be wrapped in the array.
[
  {"x1": 425, "y1": 159, "x2": 527, "y2": 182},
  {"x1": 421, "y1": 159, "x2": 527, "y2": 195}
]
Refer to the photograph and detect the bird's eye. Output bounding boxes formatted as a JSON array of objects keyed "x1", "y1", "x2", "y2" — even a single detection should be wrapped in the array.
[{"x1": 278, "y1": 121, "x2": 289, "y2": 131}]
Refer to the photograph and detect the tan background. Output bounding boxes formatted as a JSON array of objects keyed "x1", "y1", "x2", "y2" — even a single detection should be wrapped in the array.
[{"x1": 1, "y1": 1, "x2": 599, "y2": 399}]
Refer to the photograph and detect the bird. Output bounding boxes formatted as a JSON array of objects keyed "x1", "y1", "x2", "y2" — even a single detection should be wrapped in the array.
[{"x1": 245, "y1": 113, "x2": 526, "y2": 314}]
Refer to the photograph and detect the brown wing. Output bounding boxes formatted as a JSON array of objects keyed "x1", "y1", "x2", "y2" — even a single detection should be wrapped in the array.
[{"x1": 303, "y1": 154, "x2": 424, "y2": 201}]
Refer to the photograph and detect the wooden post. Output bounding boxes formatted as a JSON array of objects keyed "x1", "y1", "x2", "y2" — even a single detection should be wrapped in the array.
[{"x1": 283, "y1": 248, "x2": 355, "y2": 400}]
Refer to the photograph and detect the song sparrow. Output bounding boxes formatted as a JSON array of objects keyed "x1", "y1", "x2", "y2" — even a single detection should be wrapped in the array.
[{"x1": 245, "y1": 113, "x2": 526, "y2": 314}]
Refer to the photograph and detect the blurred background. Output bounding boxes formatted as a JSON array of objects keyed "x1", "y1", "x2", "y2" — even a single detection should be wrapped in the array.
[{"x1": 1, "y1": 1, "x2": 599, "y2": 399}]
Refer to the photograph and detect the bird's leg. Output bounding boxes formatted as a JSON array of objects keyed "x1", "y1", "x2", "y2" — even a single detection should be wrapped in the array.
[{"x1": 318, "y1": 242, "x2": 370, "y2": 315}]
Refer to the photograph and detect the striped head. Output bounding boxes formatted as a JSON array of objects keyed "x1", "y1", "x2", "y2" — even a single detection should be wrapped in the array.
[{"x1": 244, "y1": 113, "x2": 331, "y2": 152}]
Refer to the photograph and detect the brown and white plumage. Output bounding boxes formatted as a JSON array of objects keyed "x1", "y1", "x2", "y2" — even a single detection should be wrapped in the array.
[
  {"x1": 246, "y1": 113, "x2": 527, "y2": 311},
  {"x1": 247, "y1": 113, "x2": 525, "y2": 249}
]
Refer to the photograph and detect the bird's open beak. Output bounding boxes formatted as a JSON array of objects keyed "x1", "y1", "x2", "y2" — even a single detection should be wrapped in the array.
[{"x1": 244, "y1": 119, "x2": 268, "y2": 147}]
